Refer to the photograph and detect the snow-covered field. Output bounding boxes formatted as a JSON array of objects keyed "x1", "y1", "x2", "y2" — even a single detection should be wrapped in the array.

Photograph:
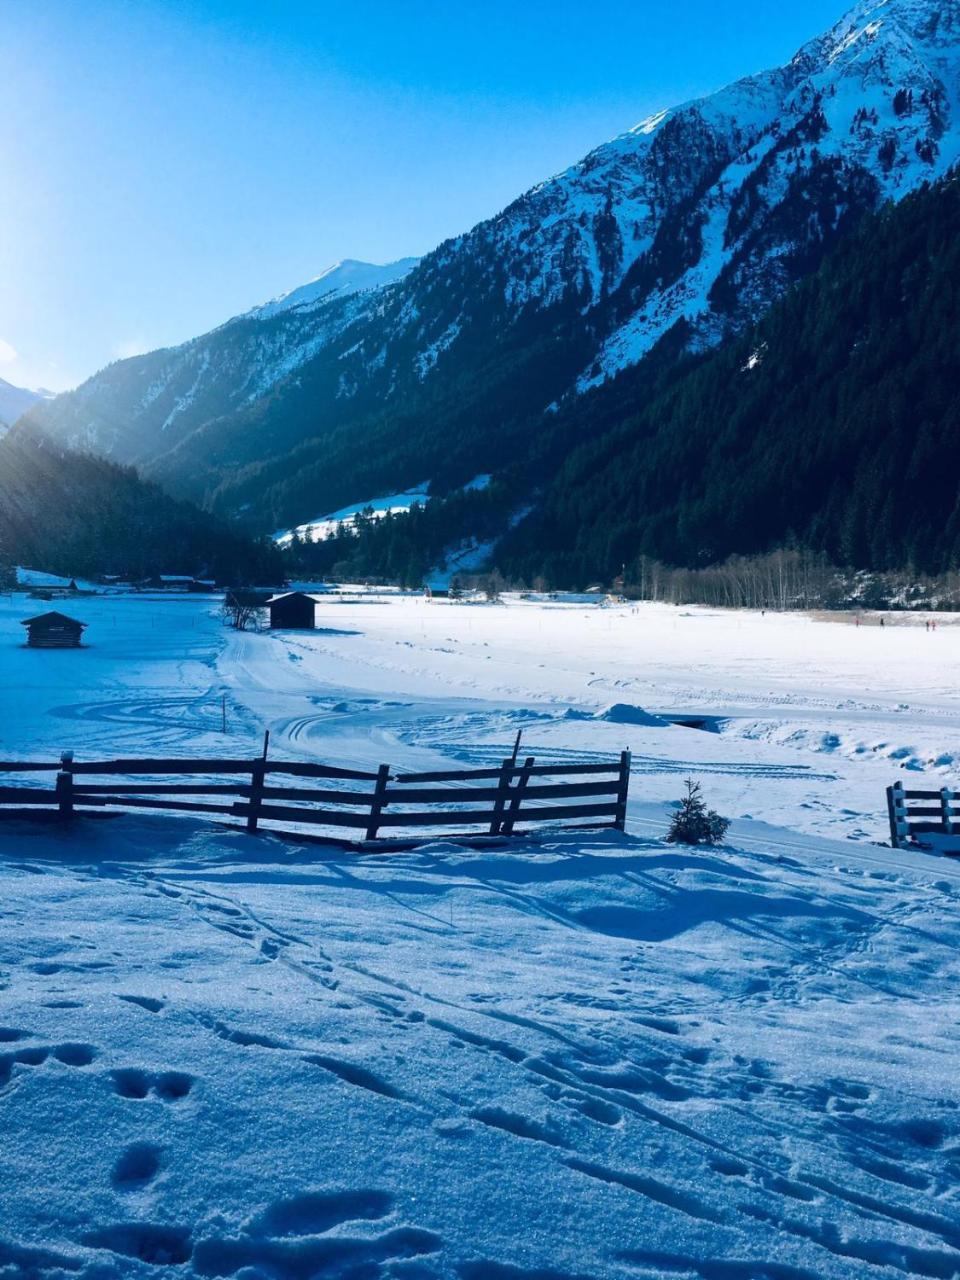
[{"x1": 1, "y1": 592, "x2": 959, "y2": 1279}]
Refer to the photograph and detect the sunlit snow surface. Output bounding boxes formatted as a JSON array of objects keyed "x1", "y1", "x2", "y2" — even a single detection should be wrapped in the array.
[{"x1": 1, "y1": 593, "x2": 959, "y2": 1277}]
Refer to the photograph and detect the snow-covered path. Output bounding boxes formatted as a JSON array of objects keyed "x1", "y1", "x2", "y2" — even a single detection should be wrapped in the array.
[{"x1": 2, "y1": 591, "x2": 959, "y2": 1277}]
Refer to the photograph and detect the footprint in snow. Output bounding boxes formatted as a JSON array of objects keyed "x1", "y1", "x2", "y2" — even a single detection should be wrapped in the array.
[
  {"x1": 0, "y1": 1039, "x2": 97, "y2": 1088},
  {"x1": 111, "y1": 1142, "x2": 163, "y2": 1192},
  {"x1": 117, "y1": 995, "x2": 166, "y2": 1014},
  {"x1": 111, "y1": 1067, "x2": 193, "y2": 1102},
  {"x1": 189, "y1": 1187, "x2": 440, "y2": 1277}
]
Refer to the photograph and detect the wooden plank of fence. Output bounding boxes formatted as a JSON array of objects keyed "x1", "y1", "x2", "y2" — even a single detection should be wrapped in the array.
[
  {"x1": 72, "y1": 784, "x2": 245, "y2": 796},
  {"x1": 383, "y1": 779, "x2": 620, "y2": 805},
  {"x1": 887, "y1": 781, "x2": 908, "y2": 848},
  {"x1": 395, "y1": 762, "x2": 622, "y2": 783},
  {"x1": 502, "y1": 802, "x2": 619, "y2": 825},
  {"x1": 245, "y1": 733, "x2": 271, "y2": 834},
  {"x1": 942, "y1": 787, "x2": 955, "y2": 836},
  {"x1": 614, "y1": 750, "x2": 631, "y2": 831},
  {"x1": 55, "y1": 768, "x2": 74, "y2": 821},
  {"x1": 265, "y1": 762, "x2": 381, "y2": 782},
  {"x1": 247, "y1": 759, "x2": 266, "y2": 834},
  {"x1": 489, "y1": 759, "x2": 512, "y2": 836},
  {"x1": 233, "y1": 803, "x2": 371, "y2": 829},
  {"x1": 375, "y1": 808, "x2": 498, "y2": 828},
  {"x1": 501, "y1": 757, "x2": 534, "y2": 836},
  {"x1": 375, "y1": 801, "x2": 619, "y2": 829},
  {"x1": 74, "y1": 796, "x2": 238, "y2": 816},
  {"x1": 67, "y1": 758, "x2": 254, "y2": 775},
  {"x1": 0, "y1": 787, "x2": 58, "y2": 805},
  {"x1": 259, "y1": 785, "x2": 376, "y2": 806},
  {"x1": 365, "y1": 764, "x2": 391, "y2": 841},
  {"x1": 0, "y1": 761, "x2": 62, "y2": 773}
]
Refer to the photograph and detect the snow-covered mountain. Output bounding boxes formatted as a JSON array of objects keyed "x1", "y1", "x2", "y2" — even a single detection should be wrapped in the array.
[
  {"x1": 0, "y1": 377, "x2": 52, "y2": 430},
  {"x1": 248, "y1": 258, "x2": 420, "y2": 321},
  {"x1": 27, "y1": 0, "x2": 960, "y2": 527}
]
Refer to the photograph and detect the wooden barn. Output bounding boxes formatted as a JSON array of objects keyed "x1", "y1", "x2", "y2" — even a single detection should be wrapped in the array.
[
  {"x1": 269, "y1": 591, "x2": 317, "y2": 630},
  {"x1": 21, "y1": 611, "x2": 87, "y2": 649}
]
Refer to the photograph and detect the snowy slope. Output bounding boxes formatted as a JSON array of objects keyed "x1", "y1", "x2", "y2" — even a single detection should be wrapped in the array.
[
  {"x1": 26, "y1": 0, "x2": 960, "y2": 522},
  {"x1": 2, "y1": 593, "x2": 960, "y2": 1276}
]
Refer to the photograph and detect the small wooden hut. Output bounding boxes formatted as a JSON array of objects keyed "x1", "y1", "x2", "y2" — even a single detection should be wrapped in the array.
[
  {"x1": 269, "y1": 592, "x2": 317, "y2": 630},
  {"x1": 21, "y1": 611, "x2": 87, "y2": 649}
]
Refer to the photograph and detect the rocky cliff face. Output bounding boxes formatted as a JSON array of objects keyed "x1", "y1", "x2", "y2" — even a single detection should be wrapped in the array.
[{"x1": 28, "y1": 0, "x2": 960, "y2": 526}]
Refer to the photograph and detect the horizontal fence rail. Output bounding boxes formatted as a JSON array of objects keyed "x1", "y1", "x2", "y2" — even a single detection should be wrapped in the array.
[
  {"x1": 887, "y1": 780, "x2": 959, "y2": 849},
  {"x1": 0, "y1": 743, "x2": 632, "y2": 848}
]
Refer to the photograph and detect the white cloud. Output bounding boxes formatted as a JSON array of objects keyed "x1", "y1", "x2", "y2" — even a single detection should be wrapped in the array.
[{"x1": 0, "y1": 338, "x2": 18, "y2": 364}]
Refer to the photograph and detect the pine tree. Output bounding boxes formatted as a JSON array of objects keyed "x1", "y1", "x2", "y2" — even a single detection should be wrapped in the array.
[{"x1": 666, "y1": 780, "x2": 730, "y2": 846}]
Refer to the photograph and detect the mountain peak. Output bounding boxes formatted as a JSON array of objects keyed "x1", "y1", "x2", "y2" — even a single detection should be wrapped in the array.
[
  {"x1": 0, "y1": 377, "x2": 52, "y2": 430},
  {"x1": 248, "y1": 257, "x2": 420, "y2": 321}
]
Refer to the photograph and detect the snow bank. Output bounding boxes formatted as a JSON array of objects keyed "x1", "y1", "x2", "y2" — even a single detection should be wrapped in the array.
[{"x1": 595, "y1": 703, "x2": 668, "y2": 726}]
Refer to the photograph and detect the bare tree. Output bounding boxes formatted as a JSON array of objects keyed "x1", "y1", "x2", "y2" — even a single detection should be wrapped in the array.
[{"x1": 223, "y1": 592, "x2": 263, "y2": 631}]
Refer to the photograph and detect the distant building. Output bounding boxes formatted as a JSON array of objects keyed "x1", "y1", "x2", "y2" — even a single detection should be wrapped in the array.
[
  {"x1": 142, "y1": 574, "x2": 196, "y2": 591},
  {"x1": 268, "y1": 591, "x2": 317, "y2": 630},
  {"x1": 20, "y1": 611, "x2": 87, "y2": 649}
]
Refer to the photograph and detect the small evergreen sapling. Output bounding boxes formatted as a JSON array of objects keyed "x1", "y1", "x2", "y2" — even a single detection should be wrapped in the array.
[{"x1": 666, "y1": 780, "x2": 730, "y2": 846}]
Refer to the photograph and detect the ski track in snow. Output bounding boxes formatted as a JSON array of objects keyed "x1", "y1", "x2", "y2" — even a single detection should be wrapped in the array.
[{"x1": 0, "y1": 591, "x2": 959, "y2": 1277}]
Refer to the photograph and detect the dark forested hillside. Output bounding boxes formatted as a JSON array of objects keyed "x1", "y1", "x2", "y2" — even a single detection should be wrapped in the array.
[
  {"x1": 310, "y1": 173, "x2": 960, "y2": 587},
  {"x1": 498, "y1": 173, "x2": 960, "y2": 584},
  {"x1": 0, "y1": 429, "x2": 281, "y2": 583}
]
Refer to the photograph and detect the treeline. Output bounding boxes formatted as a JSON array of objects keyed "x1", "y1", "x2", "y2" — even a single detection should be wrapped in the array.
[
  {"x1": 623, "y1": 550, "x2": 960, "y2": 612},
  {"x1": 0, "y1": 428, "x2": 282, "y2": 583}
]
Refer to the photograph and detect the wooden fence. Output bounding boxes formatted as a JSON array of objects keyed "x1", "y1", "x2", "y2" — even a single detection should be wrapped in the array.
[
  {"x1": 0, "y1": 743, "x2": 631, "y2": 848},
  {"x1": 887, "y1": 779, "x2": 959, "y2": 849}
]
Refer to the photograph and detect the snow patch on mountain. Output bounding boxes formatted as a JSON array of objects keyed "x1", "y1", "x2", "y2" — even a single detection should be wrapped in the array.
[
  {"x1": 275, "y1": 483, "x2": 431, "y2": 546},
  {"x1": 415, "y1": 320, "x2": 462, "y2": 379}
]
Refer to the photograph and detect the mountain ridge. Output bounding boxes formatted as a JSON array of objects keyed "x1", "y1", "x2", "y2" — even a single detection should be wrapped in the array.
[
  {"x1": 26, "y1": 0, "x2": 960, "y2": 539},
  {"x1": 246, "y1": 257, "x2": 421, "y2": 321}
]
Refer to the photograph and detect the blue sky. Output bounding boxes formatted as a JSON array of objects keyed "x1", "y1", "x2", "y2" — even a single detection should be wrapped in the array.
[{"x1": 0, "y1": 0, "x2": 845, "y2": 390}]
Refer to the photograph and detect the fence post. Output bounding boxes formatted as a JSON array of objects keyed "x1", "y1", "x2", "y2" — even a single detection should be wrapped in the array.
[
  {"x1": 615, "y1": 750, "x2": 632, "y2": 831},
  {"x1": 56, "y1": 751, "x2": 74, "y2": 821},
  {"x1": 365, "y1": 764, "x2": 391, "y2": 842},
  {"x1": 887, "y1": 780, "x2": 908, "y2": 848},
  {"x1": 941, "y1": 787, "x2": 954, "y2": 837},
  {"x1": 246, "y1": 732, "x2": 270, "y2": 835},
  {"x1": 489, "y1": 758, "x2": 513, "y2": 836},
  {"x1": 501, "y1": 757, "x2": 534, "y2": 837}
]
